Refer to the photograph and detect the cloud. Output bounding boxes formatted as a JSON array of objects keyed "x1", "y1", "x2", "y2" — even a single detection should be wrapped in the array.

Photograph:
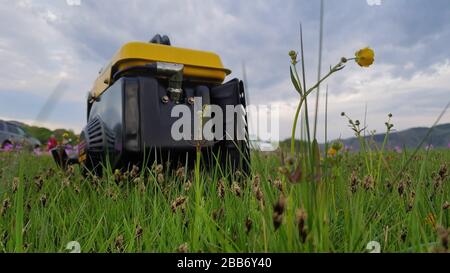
[{"x1": 0, "y1": 0, "x2": 448, "y2": 142}]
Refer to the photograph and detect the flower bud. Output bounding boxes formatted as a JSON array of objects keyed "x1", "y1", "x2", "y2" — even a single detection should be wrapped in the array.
[{"x1": 289, "y1": 50, "x2": 298, "y2": 64}]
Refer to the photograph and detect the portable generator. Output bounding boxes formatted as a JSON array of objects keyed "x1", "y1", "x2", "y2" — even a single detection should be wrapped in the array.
[{"x1": 53, "y1": 34, "x2": 250, "y2": 175}]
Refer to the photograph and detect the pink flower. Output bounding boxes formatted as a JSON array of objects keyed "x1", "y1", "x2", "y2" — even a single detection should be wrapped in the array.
[
  {"x1": 2, "y1": 143, "x2": 13, "y2": 152},
  {"x1": 448, "y1": 143, "x2": 450, "y2": 149},
  {"x1": 33, "y1": 147, "x2": 43, "y2": 156},
  {"x1": 394, "y1": 146, "x2": 402, "y2": 154}
]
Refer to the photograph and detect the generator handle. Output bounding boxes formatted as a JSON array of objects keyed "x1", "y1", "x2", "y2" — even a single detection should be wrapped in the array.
[{"x1": 149, "y1": 34, "x2": 171, "y2": 46}]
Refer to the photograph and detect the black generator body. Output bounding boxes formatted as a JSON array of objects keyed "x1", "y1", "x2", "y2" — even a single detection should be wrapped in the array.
[{"x1": 53, "y1": 35, "x2": 250, "y2": 175}]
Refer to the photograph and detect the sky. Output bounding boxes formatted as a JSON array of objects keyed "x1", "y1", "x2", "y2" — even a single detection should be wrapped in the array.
[{"x1": 0, "y1": 0, "x2": 449, "y2": 142}]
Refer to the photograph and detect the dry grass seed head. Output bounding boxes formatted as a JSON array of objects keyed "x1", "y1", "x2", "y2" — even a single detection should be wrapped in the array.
[
  {"x1": 438, "y1": 164, "x2": 448, "y2": 180},
  {"x1": 273, "y1": 195, "x2": 286, "y2": 215},
  {"x1": 157, "y1": 173, "x2": 165, "y2": 184},
  {"x1": 131, "y1": 165, "x2": 140, "y2": 178},
  {"x1": 1, "y1": 198, "x2": 11, "y2": 216},
  {"x1": 12, "y1": 177, "x2": 19, "y2": 193},
  {"x1": 66, "y1": 165, "x2": 75, "y2": 176},
  {"x1": 252, "y1": 174, "x2": 265, "y2": 207},
  {"x1": 73, "y1": 184, "x2": 81, "y2": 194},
  {"x1": 132, "y1": 177, "x2": 141, "y2": 185},
  {"x1": 62, "y1": 177, "x2": 70, "y2": 188},
  {"x1": 400, "y1": 228, "x2": 408, "y2": 242},
  {"x1": 171, "y1": 196, "x2": 187, "y2": 213},
  {"x1": 443, "y1": 201, "x2": 450, "y2": 210},
  {"x1": 115, "y1": 235, "x2": 124, "y2": 252},
  {"x1": 254, "y1": 187, "x2": 265, "y2": 208},
  {"x1": 272, "y1": 212, "x2": 283, "y2": 230},
  {"x1": 91, "y1": 176, "x2": 100, "y2": 188},
  {"x1": 183, "y1": 180, "x2": 192, "y2": 192},
  {"x1": 154, "y1": 164, "x2": 164, "y2": 174},
  {"x1": 135, "y1": 225, "x2": 143, "y2": 240},
  {"x1": 217, "y1": 178, "x2": 225, "y2": 199},
  {"x1": 363, "y1": 175, "x2": 374, "y2": 191},
  {"x1": 273, "y1": 178, "x2": 284, "y2": 193},
  {"x1": 106, "y1": 187, "x2": 118, "y2": 201},
  {"x1": 231, "y1": 182, "x2": 242, "y2": 197},
  {"x1": 34, "y1": 175, "x2": 44, "y2": 192},
  {"x1": 436, "y1": 226, "x2": 449, "y2": 250},
  {"x1": 296, "y1": 208, "x2": 308, "y2": 243},
  {"x1": 350, "y1": 170, "x2": 359, "y2": 193},
  {"x1": 114, "y1": 169, "x2": 123, "y2": 184},
  {"x1": 245, "y1": 217, "x2": 253, "y2": 235},
  {"x1": 272, "y1": 195, "x2": 286, "y2": 230},
  {"x1": 177, "y1": 243, "x2": 188, "y2": 253},
  {"x1": 39, "y1": 194, "x2": 48, "y2": 207},
  {"x1": 398, "y1": 181, "x2": 405, "y2": 197},
  {"x1": 277, "y1": 166, "x2": 289, "y2": 175},
  {"x1": 252, "y1": 174, "x2": 261, "y2": 188},
  {"x1": 176, "y1": 167, "x2": 185, "y2": 179},
  {"x1": 138, "y1": 182, "x2": 147, "y2": 194},
  {"x1": 406, "y1": 191, "x2": 416, "y2": 212}
]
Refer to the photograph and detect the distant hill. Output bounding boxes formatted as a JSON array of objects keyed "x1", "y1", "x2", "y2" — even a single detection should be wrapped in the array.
[
  {"x1": 339, "y1": 123, "x2": 450, "y2": 150},
  {"x1": 280, "y1": 123, "x2": 450, "y2": 151},
  {"x1": 7, "y1": 121, "x2": 79, "y2": 145}
]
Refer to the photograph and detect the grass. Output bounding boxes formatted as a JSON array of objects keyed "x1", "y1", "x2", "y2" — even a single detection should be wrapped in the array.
[{"x1": 0, "y1": 147, "x2": 448, "y2": 253}]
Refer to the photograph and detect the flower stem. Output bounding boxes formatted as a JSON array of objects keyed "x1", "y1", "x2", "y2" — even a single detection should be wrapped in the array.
[
  {"x1": 304, "y1": 65, "x2": 340, "y2": 98},
  {"x1": 290, "y1": 98, "x2": 305, "y2": 157}
]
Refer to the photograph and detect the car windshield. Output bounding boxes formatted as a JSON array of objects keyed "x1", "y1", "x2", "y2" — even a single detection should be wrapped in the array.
[
  {"x1": 6, "y1": 124, "x2": 19, "y2": 134},
  {"x1": 16, "y1": 127, "x2": 27, "y2": 136}
]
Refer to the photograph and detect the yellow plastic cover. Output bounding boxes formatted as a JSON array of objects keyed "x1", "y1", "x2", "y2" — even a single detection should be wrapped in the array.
[{"x1": 90, "y1": 42, "x2": 231, "y2": 98}]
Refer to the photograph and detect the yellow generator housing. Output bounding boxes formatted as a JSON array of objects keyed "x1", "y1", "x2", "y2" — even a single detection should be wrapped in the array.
[{"x1": 91, "y1": 41, "x2": 231, "y2": 99}]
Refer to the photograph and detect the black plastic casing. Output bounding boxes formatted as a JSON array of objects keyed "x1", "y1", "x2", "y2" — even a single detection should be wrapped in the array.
[{"x1": 82, "y1": 75, "x2": 250, "y2": 172}]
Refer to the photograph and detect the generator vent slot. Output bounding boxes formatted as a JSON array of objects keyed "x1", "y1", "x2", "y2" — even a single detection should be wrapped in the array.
[{"x1": 86, "y1": 117, "x2": 115, "y2": 154}]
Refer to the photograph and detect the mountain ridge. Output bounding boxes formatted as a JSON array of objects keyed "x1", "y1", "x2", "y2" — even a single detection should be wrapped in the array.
[{"x1": 339, "y1": 123, "x2": 450, "y2": 149}]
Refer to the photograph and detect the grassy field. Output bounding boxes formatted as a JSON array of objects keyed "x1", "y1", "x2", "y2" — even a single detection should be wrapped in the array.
[{"x1": 0, "y1": 147, "x2": 449, "y2": 253}]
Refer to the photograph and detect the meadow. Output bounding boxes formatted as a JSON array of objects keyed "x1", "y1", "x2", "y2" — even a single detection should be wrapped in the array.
[
  {"x1": 0, "y1": 9, "x2": 448, "y2": 254},
  {"x1": 0, "y1": 146, "x2": 448, "y2": 253}
]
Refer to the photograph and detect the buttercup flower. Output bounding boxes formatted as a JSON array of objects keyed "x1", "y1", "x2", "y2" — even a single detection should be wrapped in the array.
[
  {"x1": 327, "y1": 147, "x2": 337, "y2": 157},
  {"x1": 355, "y1": 47, "x2": 375, "y2": 67}
]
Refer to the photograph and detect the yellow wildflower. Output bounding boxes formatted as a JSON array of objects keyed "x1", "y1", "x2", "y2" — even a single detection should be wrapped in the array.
[
  {"x1": 327, "y1": 147, "x2": 337, "y2": 157},
  {"x1": 355, "y1": 47, "x2": 375, "y2": 67}
]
